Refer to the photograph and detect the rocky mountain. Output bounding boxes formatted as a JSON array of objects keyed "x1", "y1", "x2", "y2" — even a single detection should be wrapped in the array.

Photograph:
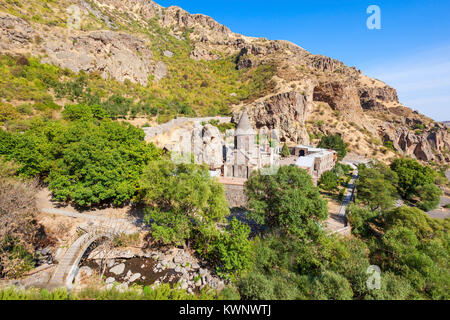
[{"x1": 0, "y1": 0, "x2": 449, "y2": 164}]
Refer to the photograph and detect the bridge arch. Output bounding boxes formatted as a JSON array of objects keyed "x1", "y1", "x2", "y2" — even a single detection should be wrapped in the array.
[{"x1": 48, "y1": 229, "x2": 117, "y2": 290}]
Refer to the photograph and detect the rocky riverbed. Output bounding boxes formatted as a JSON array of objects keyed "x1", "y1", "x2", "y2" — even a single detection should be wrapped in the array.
[{"x1": 76, "y1": 247, "x2": 226, "y2": 294}]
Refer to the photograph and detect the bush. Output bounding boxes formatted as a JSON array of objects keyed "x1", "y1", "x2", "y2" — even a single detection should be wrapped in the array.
[
  {"x1": 245, "y1": 165, "x2": 328, "y2": 239},
  {"x1": 318, "y1": 134, "x2": 347, "y2": 160},
  {"x1": 139, "y1": 160, "x2": 229, "y2": 252},
  {"x1": 214, "y1": 218, "x2": 252, "y2": 276},
  {"x1": 0, "y1": 103, "x2": 21, "y2": 122},
  {"x1": 280, "y1": 143, "x2": 291, "y2": 158},
  {"x1": 390, "y1": 158, "x2": 436, "y2": 199}
]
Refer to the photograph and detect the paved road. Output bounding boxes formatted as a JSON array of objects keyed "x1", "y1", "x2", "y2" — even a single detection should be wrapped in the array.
[
  {"x1": 427, "y1": 196, "x2": 450, "y2": 220},
  {"x1": 325, "y1": 168, "x2": 359, "y2": 235},
  {"x1": 338, "y1": 170, "x2": 359, "y2": 219}
]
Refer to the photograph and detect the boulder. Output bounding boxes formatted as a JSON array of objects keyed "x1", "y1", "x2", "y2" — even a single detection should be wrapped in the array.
[
  {"x1": 110, "y1": 263, "x2": 125, "y2": 275},
  {"x1": 163, "y1": 50, "x2": 174, "y2": 58},
  {"x1": 154, "y1": 61, "x2": 168, "y2": 82},
  {"x1": 129, "y1": 273, "x2": 141, "y2": 283}
]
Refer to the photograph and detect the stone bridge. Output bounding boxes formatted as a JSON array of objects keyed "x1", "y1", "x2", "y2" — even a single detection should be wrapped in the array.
[{"x1": 48, "y1": 227, "x2": 120, "y2": 290}]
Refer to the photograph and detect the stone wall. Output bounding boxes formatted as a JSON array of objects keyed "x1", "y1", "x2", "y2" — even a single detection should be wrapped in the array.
[
  {"x1": 223, "y1": 184, "x2": 248, "y2": 208},
  {"x1": 143, "y1": 116, "x2": 231, "y2": 140}
]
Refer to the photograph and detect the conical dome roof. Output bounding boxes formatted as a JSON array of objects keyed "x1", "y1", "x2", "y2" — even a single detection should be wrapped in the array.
[{"x1": 235, "y1": 110, "x2": 256, "y2": 135}]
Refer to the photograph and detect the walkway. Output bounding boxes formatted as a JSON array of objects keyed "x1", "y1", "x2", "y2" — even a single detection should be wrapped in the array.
[
  {"x1": 325, "y1": 169, "x2": 359, "y2": 236},
  {"x1": 48, "y1": 228, "x2": 117, "y2": 290}
]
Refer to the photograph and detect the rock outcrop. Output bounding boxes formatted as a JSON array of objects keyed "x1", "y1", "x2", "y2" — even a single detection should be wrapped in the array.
[
  {"x1": 0, "y1": 12, "x2": 34, "y2": 51},
  {"x1": 381, "y1": 122, "x2": 450, "y2": 162},
  {"x1": 0, "y1": 0, "x2": 448, "y2": 164},
  {"x1": 238, "y1": 91, "x2": 311, "y2": 144},
  {"x1": 41, "y1": 30, "x2": 155, "y2": 86}
]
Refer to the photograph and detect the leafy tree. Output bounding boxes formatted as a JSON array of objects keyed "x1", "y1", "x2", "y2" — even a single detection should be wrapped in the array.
[
  {"x1": 48, "y1": 120, "x2": 160, "y2": 207},
  {"x1": 214, "y1": 218, "x2": 252, "y2": 276},
  {"x1": 416, "y1": 183, "x2": 443, "y2": 211},
  {"x1": 370, "y1": 206, "x2": 450, "y2": 299},
  {"x1": 280, "y1": 143, "x2": 291, "y2": 158},
  {"x1": 138, "y1": 160, "x2": 229, "y2": 251},
  {"x1": 356, "y1": 162, "x2": 398, "y2": 212},
  {"x1": 390, "y1": 158, "x2": 436, "y2": 199},
  {"x1": 347, "y1": 204, "x2": 378, "y2": 237},
  {"x1": 245, "y1": 165, "x2": 328, "y2": 239},
  {"x1": 1, "y1": 115, "x2": 161, "y2": 207},
  {"x1": 318, "y1": 134, "x2": 347, "y2": 160},
  {"x1": 62, "y1": 104, "x2": 109, "y2": 121},
  {"x1": 319, "y1": 171, "x2": 339, "y2": 191}
]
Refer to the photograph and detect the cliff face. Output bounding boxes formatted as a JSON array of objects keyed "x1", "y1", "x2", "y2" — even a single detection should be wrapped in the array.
[{"x1": 0, "y1": 0, "x2": 448, "y2": 164}]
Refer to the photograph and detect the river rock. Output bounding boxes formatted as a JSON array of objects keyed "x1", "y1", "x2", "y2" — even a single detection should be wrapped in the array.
[
  {"x1": 125, "y1": 270, "x2": 133, "y2": 279},
  {"x1": 107, "y1": 259, "x2": 116, "y2": 268},
  {"x1": 129, "y1": 273, "x2": 141, "y2": 283},
  {"x1": 105, "y1": 277, "x2": 115, "y2": 284},
  {"x1": 110, "y1": 263, "x2": 125, "y2": 275}
]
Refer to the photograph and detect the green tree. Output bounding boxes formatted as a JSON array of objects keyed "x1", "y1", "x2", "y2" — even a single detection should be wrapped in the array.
[
  {"x1": 48, "y1": 120, "x2": 160, "y2": 207},
  {"x1": 280, "y1": 143, "x2": 291, "y2": 158},
  {"x1": 138, "y1": 160, "x2": 229, "y2": 251},
  {"x1": 214, "y1": 218, "x2": 252, "y2": 276},
  {"x1": 390, "y1": 158, "x2": 436, "y2": 199},
  {"x1": 318, "y1": 134, "x2": 347, "y2": 160},
  {"x1": 245, "y1": 165, "x2": 328, "y2": 239},
  {"x1": 416, "y1": 183, "x2": 443, "y2": 211},
  {"x1": 356, "y1": 162, "x2": 398, "y2": 211},
  {"x1": 319, "y1": 171, "x2": 339, "y2": 191},
  {"x1": 347, "y1": 204, "x2": 378, "y2": 237}
]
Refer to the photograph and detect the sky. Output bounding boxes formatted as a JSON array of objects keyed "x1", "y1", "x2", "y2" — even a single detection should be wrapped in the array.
[{"x1": 157, "y1": 0, "x2": 450, "y2": 121}]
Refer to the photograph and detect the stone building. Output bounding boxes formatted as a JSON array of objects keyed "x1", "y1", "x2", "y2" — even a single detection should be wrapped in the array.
[
  {"x1": 223, "y1": 111, "x2": 280, "y2": 179},
  {"x1": 291, "y1": 145, "x2": 338, "y2": 185}
]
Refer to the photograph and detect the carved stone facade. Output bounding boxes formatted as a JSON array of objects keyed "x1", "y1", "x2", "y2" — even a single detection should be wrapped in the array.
[{"x1": 223, "y1": 111, "x2": 280, "y2": 179}]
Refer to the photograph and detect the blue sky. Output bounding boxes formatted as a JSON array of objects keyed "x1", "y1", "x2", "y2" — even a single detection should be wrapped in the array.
[{"x1": 157, "y1": 0, "x2": 450, "y2": 121}]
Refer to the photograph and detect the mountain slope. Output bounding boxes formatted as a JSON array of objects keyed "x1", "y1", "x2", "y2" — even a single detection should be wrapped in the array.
[{"x1": 0, "y1": 0, "x2": 449, "y2": 164}]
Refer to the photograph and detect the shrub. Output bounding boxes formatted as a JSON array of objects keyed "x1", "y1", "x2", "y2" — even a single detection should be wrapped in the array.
[
  {"x1": 214, "y1": 218, "x2": 252, "y2": 276},
  {"x1": 319, "y1": 171, "x2": 339, "y2": 191},
  {"x1": 280, "y1": 143, "x2": 291, "y2": 158},
  {"x1": 245, "y1": 165, "x2": 328, "y2": 239},
  {"x1": 318, "y1": 134, "x2": 347, "y2": 160},
  {"x1": 139, "y1": 160, "x2": 229, "y2": 251},
  {"x1": 416, "y1": 184, "x2": 443, "y2": 211}
]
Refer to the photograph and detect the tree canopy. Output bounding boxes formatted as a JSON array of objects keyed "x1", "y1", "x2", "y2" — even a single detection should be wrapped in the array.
[
  {"x1": 245, "y1": 165, "x2": 328, "y2": 239},
  {"x1": 356, "y1": 162, "x2": 398, "y2": 212},
  {"x1": 390, "y1": 158, "x2": 441, "y2": 211},
  {"x1": 318, "y1": 134, "x2": 347, "y2": 160},
  {"x1": 0, "y1": 115, "x2": 161, "y2": 207}
]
